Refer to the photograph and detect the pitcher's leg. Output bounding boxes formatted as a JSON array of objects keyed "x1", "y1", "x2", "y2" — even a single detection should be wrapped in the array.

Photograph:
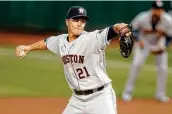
[
  {"x1": 85, "y1": 85, "x2": 117, "y2": 114},
  {"x1": 62, "y1": 95, "x2": 84, "y2": 114},
  {"x1": 155, "y1": 52, "x2": 169, "y2": 102}
]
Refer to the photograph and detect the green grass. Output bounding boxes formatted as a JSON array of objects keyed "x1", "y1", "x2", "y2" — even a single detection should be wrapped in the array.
[{"x1": 0, "y1": 46, "x2": 172, "y2": 98}]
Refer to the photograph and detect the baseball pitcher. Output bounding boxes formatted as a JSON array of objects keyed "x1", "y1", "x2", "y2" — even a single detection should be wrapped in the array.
[
  {"x1": 16, "y1": 6, "x2": 134, "y2": 114},
  {"x1": 122, "y1": 1, "x2": 172, "y2": 102}
]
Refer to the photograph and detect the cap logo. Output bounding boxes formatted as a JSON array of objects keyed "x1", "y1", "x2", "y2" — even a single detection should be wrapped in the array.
[{"x1": 78, "y1": 8, "x2": 84, "y2": 14}]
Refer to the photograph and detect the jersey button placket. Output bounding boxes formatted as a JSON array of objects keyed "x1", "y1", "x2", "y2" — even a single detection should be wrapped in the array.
[{"x1": 68, "y1": 44, "x2": 80, "y2": 90}]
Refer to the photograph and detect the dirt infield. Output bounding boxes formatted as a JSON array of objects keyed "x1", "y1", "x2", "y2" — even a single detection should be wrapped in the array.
[
  {"x1": 0, "y1": 31, "x2": 171, "y2": 114},
  {"x1": 0, "y1": 98, "x2": 171, "y2": 114}
]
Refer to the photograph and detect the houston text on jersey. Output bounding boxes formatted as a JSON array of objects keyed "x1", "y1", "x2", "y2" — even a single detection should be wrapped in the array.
[{"x1": 61, "y1": 55, "x2": 85, "y2": 64}]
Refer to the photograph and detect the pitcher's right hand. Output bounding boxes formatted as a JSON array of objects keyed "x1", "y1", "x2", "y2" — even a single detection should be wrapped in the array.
[{"x1": 16, "y1": 45, "x2": 31, "y2": 58}]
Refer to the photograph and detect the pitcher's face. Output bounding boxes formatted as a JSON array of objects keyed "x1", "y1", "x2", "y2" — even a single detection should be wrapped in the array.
[{"x1": 66, "y1": 18, "x2": 86, "y2": 36}]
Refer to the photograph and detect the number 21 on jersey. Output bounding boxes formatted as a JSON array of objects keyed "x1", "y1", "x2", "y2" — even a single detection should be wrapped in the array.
[{"x1": 76, "y1": 66, "x2": 90, "y2": 79}]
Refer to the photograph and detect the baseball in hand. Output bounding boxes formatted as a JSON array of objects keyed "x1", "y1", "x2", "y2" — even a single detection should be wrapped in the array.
[{"x1": 19, "y1": 50, "x2": 25, "y2": 57}]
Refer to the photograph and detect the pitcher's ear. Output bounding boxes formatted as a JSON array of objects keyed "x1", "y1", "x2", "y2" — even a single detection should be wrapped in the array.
[{"x1": 66, "y1": 19, "x2": 69, "y2": 26}]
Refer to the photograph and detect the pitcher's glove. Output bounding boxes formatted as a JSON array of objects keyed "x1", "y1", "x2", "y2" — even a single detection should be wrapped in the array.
[{"x1": 119, "y1": 24, "x2": 134, "y2": 58}]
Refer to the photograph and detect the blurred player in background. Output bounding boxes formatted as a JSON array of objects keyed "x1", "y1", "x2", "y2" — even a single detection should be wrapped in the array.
[{"x1": 122, "y1": 1, "x2": 172, "y2": 102}]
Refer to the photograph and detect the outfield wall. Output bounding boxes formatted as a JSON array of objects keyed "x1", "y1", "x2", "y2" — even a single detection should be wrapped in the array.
[{"x1": 0, "y1": 1, "x2": 171, "y2": 32}]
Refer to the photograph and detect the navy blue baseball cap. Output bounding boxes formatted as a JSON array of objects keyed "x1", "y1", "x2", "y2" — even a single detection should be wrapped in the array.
[
  {"x1": 66, "y1": 6, "x2": 90, "y2": 20},
  {"x1": 152, "y1": 1, "x2": 164, "y2": 9}
]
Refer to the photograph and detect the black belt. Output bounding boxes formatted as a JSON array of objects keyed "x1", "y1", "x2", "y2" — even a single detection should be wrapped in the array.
[{"x1": 74, "y1": 85, "x2": 105, "y2": 95}]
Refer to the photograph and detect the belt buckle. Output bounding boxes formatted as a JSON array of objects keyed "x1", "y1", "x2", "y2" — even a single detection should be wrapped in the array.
[{"x1": 93, "y1": 88, "x2": 98, "y2": 93}]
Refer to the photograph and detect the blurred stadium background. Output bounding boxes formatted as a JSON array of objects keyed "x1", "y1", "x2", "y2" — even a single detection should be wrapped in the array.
[{"x1": 0, "y1": 1, "x2": 172, "y2": 114}]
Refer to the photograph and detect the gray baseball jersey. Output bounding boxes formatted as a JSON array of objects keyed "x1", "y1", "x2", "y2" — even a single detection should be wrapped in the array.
[
  {"x1": 132, "y1": 11, "x2": 172, "y2": 45},
  {"x1": 45, "y1": 27, "x2": 114, "y2": 91}
]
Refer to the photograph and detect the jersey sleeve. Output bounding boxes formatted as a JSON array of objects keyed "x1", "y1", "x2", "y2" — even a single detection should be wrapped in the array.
[
  {"x1": 131, "y1": 12, "x2": 144, "y2": 30},
  {"x1": 44, "y1": 36, "x2": 60, "y2": 55},
  {"x1": 164, "y1": 15, "x2": 172, "y2": 46},
  {"x1": 95, "y1": 26, "x2": 117, "y2": 51},
  {"x1": 165, "y1": 16, "x2": 172, "y2": 36},
  {"x1": 131, "y1": 12, "x2": 145, "y2": 41}
]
